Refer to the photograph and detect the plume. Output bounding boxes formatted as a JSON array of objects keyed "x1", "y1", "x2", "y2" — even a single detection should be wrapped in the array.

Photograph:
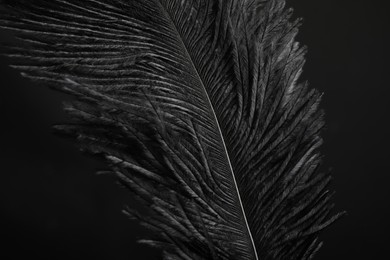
[{"x1": 0, "y1": 0, "x2": 342, "y2": 259}]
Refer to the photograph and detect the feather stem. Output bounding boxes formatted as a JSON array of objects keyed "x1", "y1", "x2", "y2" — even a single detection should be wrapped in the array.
[{"x1": 155, "y1": 1, "x2": 259, "y2": 258}]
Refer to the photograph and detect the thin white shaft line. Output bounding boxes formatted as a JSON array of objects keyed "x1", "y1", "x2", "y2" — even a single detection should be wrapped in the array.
[
  {"x1": 205, "y1": 94, "x2": 259, "y2": 260},
  {"x1": 156, "y1": 2, "x2": 259, "y2": 259}
]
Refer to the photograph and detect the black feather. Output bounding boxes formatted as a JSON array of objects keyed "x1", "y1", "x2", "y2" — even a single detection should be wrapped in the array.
[{"x1": 0, "y1": 0, "x2": 343, "y2": 259}]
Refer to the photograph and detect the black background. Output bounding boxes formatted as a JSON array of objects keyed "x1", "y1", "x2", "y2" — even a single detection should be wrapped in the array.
[{"x1": 0, "y1": 0, "x2": 388, "y2": 259}]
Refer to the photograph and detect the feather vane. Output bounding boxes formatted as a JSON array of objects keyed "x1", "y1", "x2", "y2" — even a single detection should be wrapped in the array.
[{"x1": 0, "y1": 0, "x2": 341, "y2": 259}]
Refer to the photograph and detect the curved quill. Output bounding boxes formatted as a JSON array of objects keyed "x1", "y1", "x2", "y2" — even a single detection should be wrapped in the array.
[{"x1": 0, "y1": 0, "x2": 341, "y2": 259}]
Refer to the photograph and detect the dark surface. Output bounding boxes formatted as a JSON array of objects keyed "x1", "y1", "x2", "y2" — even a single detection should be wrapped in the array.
[{"x1": 0, "y1": 0, "x2": 388, "y2": 259}]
